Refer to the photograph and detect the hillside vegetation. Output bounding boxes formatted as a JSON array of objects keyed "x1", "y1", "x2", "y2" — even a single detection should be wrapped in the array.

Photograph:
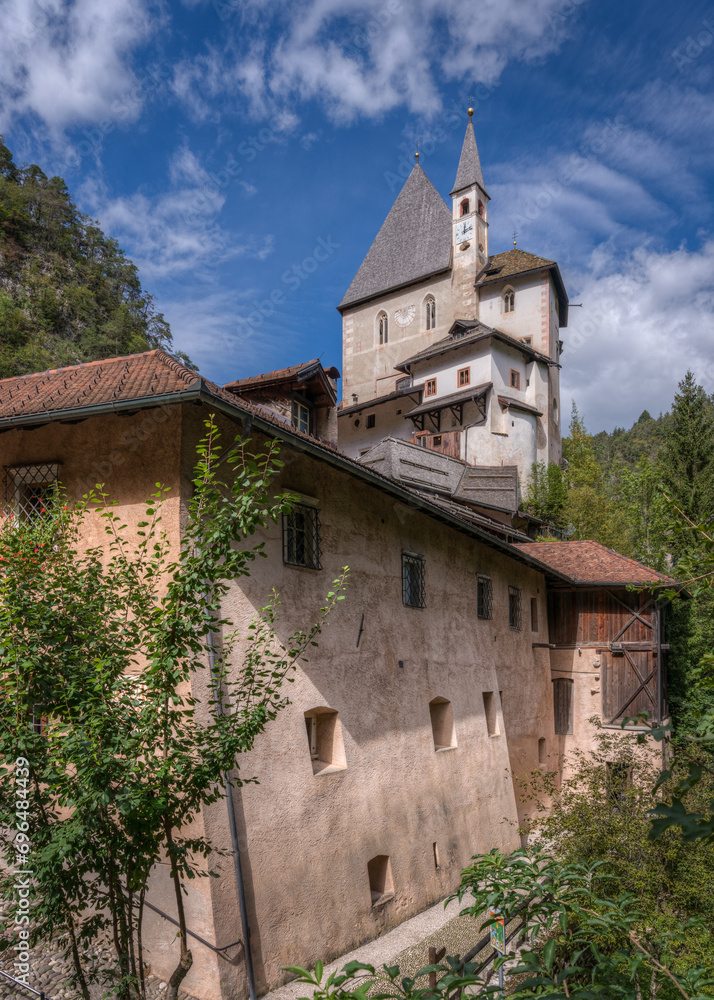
[{"x1": 0, "y1": 137, "x2": 187, "y2": 379}]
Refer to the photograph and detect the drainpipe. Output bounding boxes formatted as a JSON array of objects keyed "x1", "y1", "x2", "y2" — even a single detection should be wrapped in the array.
[{"x1": 208, "y1": 626, "x2": 258, "y2": 1000}]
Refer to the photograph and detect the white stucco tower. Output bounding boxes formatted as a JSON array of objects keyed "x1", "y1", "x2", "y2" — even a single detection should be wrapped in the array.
[{"x1": 338, "y1": 113, "x2": 568, "y2": 485}]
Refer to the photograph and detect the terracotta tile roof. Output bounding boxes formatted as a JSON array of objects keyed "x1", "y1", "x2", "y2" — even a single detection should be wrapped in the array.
[
  {"x1": 477, "y1": 249, "x2": 555, "y2": 284},
  {"x1": 0, "y1": 350, "x2": 199, "y2": 420},
  {"x1": 512, "y1": 540, "x2": 676, "y2": 586}
]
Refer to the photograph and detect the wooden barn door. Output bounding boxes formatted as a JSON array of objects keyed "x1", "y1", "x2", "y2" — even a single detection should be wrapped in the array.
[{"x1": 602, "y1": 647, "x2": 658, "y2": 724}]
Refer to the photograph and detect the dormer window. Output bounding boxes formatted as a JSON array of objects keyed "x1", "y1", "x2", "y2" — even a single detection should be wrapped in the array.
[
  {"x1": 503, "y1": 288, "x2": 515, "y2": 313},
  {"x1": 395, "y1": 376, "x2": 412, "y2": 390},
  {"x1": 478, "y1": 199, "x2": 484, "y2": 217},
  {"x1": 425, "y1": 296, "x2": 436, "y2": 331},
  {"x1": 460, "y1": 198, "x2": 469, "y2": 216},
  {"x1": 378, "y1": 312, "x2": 389, "y2": 345},
  {"x1": 292, "y1": 399, "x2": 311, "y2": 434}
]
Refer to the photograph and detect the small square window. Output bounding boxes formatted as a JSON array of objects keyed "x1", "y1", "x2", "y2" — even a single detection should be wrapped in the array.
[
  {"x1": 508, "y1": 586, "x2": 522, "y2": 630},
  {"x1": 477, "y1": 575, "x2": 493, "y2": 619},
  {"x1": 283, "y1": 503, "x2": 321, "y2": 570},
  {"x1": 457, "y1": 367, "x2": 470, "y2": 387},
  {"x1": 366, "y1": 414, "x2": 376, "y2": 428},
  {"x1": 425, "y1": 378, "x2": 437, "y2": 398},
  {"x1": 510, "y1": 370, "x2": 520, "y2": 390},
  {"x1": 402, "y1": 553, "x2": 425, "y2": 608},
  {"x1": 292, "y1": 400, "x2": 311, "y2": 434}
]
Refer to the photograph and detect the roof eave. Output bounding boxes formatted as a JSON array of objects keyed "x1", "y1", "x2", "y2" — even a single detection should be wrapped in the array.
[{"x1": 337, "y1": 265, "x2": 452, "y2": 314}]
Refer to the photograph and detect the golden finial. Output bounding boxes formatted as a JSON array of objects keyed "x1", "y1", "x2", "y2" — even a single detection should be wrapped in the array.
[
  {"x1": 513, "y1": 229, "x2": 518, "y2": 248},
  {"x1": 415, "y1": 139, "x2": 419, "y2": 161},
  {"x1": 467, "y1": 107, "x2": 474, "y2": 117}
]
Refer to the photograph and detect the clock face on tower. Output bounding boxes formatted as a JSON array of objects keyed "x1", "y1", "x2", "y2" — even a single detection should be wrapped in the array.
[{"x1": 455, "y1": 218, "x2": 474, "y2": 244}]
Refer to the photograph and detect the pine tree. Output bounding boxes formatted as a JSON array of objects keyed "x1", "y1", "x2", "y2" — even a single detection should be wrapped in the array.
[{"x1": 659, "y1": 371, "x2": 714, "y2": 532}]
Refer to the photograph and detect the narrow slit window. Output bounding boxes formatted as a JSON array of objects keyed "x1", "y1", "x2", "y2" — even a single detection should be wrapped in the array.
[
  {"x1": 429, "y1": 697, "x2": 457, "y2": 750},
  {"x1": 433, "y1": 842, "x2": 440, "y2": 869},
  {"x1": 483, "y1": 692, "x2": 499, "y2": 736},
  {"x1": 283, "y1": 503, "x2": 321, "y2": 570},
  {"x1": 477, "y1": 575, "x2": 493, "y2": 620},
  {"x1": 368, "y1": 855, "x2": 394, "y2": 905},
  {"x1": 378, "y1": 312, "x2": 389, "y2": 345},
  {"x1": 553, "y1": 678, "x2": 574, "y2": 735},
  {"x1": 460, "y1": 198, "x2": 469, "y2": 216},
  {"x1": 402, "y1": 553, "x2": 425, "y2": 608},
  {"x1": 425, "y1": 378, "x2": 437, "y2": 397},
  {"x1": 457, "y1": 367, "x2": 470, "y2": 387},
  {"x1": 530, "y1": 597, "x2": 538, "y2": 631},
  {"x1": 538, "y1": 737, "x2": 546, "y2": 764},
  {"x1": 508, "y1": 586, "x2": 522, "y2": 630}
]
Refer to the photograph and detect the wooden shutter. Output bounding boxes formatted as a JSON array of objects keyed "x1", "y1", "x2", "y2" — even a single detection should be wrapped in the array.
[{"x1": 553, "y1": 678, "x2": 573, "y2": 735}]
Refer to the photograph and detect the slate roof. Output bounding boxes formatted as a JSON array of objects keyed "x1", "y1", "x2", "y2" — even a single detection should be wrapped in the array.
[
  {"x1": 451, "y1": 119, "x2": 488, "y2": 197},
  {"x1": 511, "y1": 540, "x2": 677, "y2": 587},
  {"x1": 497, "y1": 395, "x2": 543, "y2": 417},
  {"x1": 396, "y1": 323, "x2": 555, "y2": 372},
  {"x1": 0, "y1": 350, "x2": 199, "y2": 420},
  {"x1": 454, "y1": 466, "x2": 519, "y2": 513},
  {"x1": 338, "y1": 164, "x2": 453, "y2": 311},
  {"x1": 358, "y1": 437, "x2": 465, "y2": 495}
]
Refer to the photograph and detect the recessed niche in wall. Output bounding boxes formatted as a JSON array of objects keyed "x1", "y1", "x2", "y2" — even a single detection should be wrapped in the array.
[
  {"x1": 483, "y1": 691, "x2": 499, "y2": 736},
  {"x1": 433, "y1": 842, "x2": 440, "y2": 869},
  {"x1": 429, "y1": 697, "x2": 457, "y2": 751},
  {"x1": 304, "y1": 707, "x2": 347, "y2": 776},
  {"x1": 368, "y1": 854, "x2": 394, "y2": 906},
  {"x1": 538, "y1": 738, "x2": 546, "y2": 764}
]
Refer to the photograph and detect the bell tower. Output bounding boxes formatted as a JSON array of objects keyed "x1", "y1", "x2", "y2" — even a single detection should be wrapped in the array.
[{"x1": 450, "y1": 109, "x2": 489, "y2": 317}]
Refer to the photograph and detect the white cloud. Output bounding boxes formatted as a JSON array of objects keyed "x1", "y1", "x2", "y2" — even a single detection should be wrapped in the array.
[
  {"x1": 0, "y1": 0, "x2": 158, "y2": 132},
  {"x1": 175, "y1": 0, "x2": 587, "y2": 122},
  {"x1": 560, "y1": 241, "x2": 714, "y2": 432},
  {"x1": 79, "y1": 145, "x2": 273, "y2": 281}
]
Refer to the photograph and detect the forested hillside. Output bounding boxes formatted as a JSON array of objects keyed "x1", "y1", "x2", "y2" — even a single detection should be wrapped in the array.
[{"x1": 0, "y1": 137, "x2": 187, "y2": 378}]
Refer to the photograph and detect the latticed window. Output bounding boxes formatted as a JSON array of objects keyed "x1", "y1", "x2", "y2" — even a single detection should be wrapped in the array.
[
  {"x1": 402, "y1": 553, "x2": 425, "y2": 608},
  {"x1": 3, "y1": 463, "x2": 60, "y2": 522},
  {"x1": 378, "y1": 312, "x2": 389, "y2": 345},
  {"x1": 282, "y1": 503, "x2": 321, "y2": 570},
  {"x1": 425, "y1": 297, "x2": 436, "y2": 331},
  {"x1": 508, "y1": 585, "x2": 522, "y2": 630},
  {"x1": 477, "y1": 575, "x2": 493, "y2": 619}
]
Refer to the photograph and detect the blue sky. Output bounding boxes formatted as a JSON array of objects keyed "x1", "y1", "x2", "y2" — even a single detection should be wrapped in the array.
[{"x1": 2, "y1": 0, "x2": 713, "y2": 432}]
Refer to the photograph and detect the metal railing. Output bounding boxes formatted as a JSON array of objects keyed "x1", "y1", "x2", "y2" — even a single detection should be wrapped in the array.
[{"x1": 0, "y1": 967, "x2": 54, "y2": 999}]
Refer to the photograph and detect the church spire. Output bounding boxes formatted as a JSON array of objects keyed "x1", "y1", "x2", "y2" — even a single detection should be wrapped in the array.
[{"x1": 450, "y1": 112, "x2": 487, "y2": 197}]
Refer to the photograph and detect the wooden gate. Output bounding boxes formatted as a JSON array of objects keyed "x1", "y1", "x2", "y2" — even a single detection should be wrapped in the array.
[{"x1": 601, "y1": 591, "x2": 661, "y2": 725}]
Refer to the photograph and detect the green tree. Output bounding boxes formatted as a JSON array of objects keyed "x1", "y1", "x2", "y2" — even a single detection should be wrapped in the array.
[
  {"x1": 0, "y1": 417, "x2": 347, "y2": 1000},
  {"x1": 0, "y1": 136, "x2": 188, "y2": 376},
  {"x1": 522, "y1": 461, "x2": 568, "y2": 531},
  {"x1": 659, "y1": 373, "x2": 714, "y2": 557}
]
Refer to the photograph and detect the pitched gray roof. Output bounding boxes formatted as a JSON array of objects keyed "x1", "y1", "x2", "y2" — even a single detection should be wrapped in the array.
[
  {"x1": 454, "y1": 466, "x2": 519, "y2": 513},
  {"x1": 357, "y1": 437, "x2": 464, "y2": 495},
  {"x1": 450, "y1": 119, "x2": 487, "y2": 197},
  {"x1": 338, "y1": 164, "x2": 452, "y2": 311}
]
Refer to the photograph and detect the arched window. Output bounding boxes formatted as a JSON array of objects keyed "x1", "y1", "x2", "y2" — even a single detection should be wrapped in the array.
[
  {"x1": 429, "y1": 697, "x2": 457, "y2": 750},
  {"x1": 478, "y1": 199, "x2": 484, "y2": 217},
  {"x1": 425, "y1": 296, "x2": 436, "y2": 331},
  {"x1": 378, "y1": 312, "x2": 388, "y2": 345},
  {"x1": 460, "y1": 198, "x2": 469, "y2": 216},
  {"x1": 503, "y1": 287, "x2": 515, "y2": 313}
]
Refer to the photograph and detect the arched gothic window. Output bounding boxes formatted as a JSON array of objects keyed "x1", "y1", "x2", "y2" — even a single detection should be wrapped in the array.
[
  {"x1": 425, "y1": 296, "x2": 436, "y2": 331},
  {"x1": 503, "y1": 287, "x2": 515, "y2": 313},
  {"x1": 378, "y1": 312, "x2": 388, "y2": 345},
  {"x1": 460, "y1": 198, "x2": 469, "y2": 217}
]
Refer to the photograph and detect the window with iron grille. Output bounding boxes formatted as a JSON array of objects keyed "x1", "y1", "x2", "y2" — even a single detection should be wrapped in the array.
[
  {"x1": 477, "y1": 575, "x2": 493, "y2": 619},
  {"x1": 282, "y1": 503, "x2": 321, "y2": 570},
  {"x1": 402, "y1": 553, "x2": 425, "y2": 608},
  {"x1": 3, "y1": 463, "x2": 60, "y2": 522},
  {"x1": 508, "y1": 585, "x2": 522, "y2": 630}
]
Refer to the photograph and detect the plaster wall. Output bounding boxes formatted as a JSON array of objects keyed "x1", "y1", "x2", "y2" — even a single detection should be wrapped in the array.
[
  {"x1": 338, "y1": 394, "x2": 418, "y2": 457},
  {"x1": 182, "y1": 411, "x2": 559, "y2": 997},
  {"x1": 477, "y1": 275, "x2": 553, "y2": 359},
  {"x1": 409, "y1": 345, "x2": 492, "y2": 402}
]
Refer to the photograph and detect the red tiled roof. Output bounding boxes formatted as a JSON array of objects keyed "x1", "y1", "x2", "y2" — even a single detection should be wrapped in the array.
[
  {"x1": 512, "y1": 540, "x2": 676, "y2": 586},
  {"x1": 0, "y1": 350, "x2": 199, "y2": 419},
  {"x1": 477, "y1": 249, "x2": 555, "y2": 284}
]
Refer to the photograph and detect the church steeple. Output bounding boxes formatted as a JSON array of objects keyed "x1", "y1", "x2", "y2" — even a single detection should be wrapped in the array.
[{"x1": 450, "y1": 111, "x2": 488, "y2": 198}]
